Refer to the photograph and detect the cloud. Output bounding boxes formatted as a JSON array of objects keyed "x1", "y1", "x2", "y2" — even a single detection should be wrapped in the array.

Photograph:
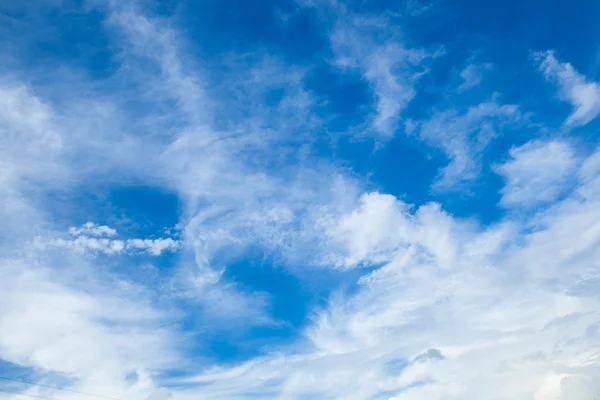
[
  {"x1": 46, "y1": 236, "x2": 126, "y2": 255},
  {"x1": 413, "y1": 348, "x2": 445, "y2": 363},
  {"x1": 457, "y1": 63, "x2": 490, "y2": 92},
  {"x1": 68, "y1": 222, "x2": 117, "y2": 237},
  {"x1": 0, "y1": 82, "x2": 66, "y2": 240},
  {"x1": 173, "y1": 144, "x2": 600, "y2": 399},
  {"x1": 147, "y1": 388, "x2": 172, "y2": 400},
  {"x1": 127, "y1": 238, "x2": 180, "y2": 256},
  {"x1": 495, "y1": 139, "x2": 578, "y2": 208},
  {"x1": 535, "y1": 50, "x2": 600, "y2": 127},
  {"x1": 417, "y1": 100, "x2": 523, "y2": 189},
  {"x1": 97, "y1": 1, "x2": 366, "y2": 283},
  {"x1": 40, "y1": 225, "x2": 180, "y2": 256},
  {"x1": 0, "y1": 256, "x2": 179, "y2": 400},
  {"x1": 321, "y1": 192, "x2": 417, "y2": 268},
  {"x1": 309, "y1": 2, "x2": 434, "y2": 137},
  {"x1": 45, "y1": 236, "x2": 180, "y2": 256},
  {"x1": 1, "y1": 5, "x2": 286, "y2": 396},
  {"x1": 2, "y1": 2, "x2": 600, "y2": 400}
]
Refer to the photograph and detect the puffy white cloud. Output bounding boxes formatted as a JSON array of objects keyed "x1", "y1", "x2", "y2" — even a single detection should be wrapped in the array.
[
  {"x1": 47, "y1": 236, "x2": 126, "y2": 255},
  {"x1": 68, "y1": 222, "x2": 117, "y2": 237},
  {"x1": 126, "y1": 238, "x2": 180, "y2": 256},
  {"x1": 536, "y1": 50, "x2": 600, "y2": 127},
  {"x1": 495, "y1": 139, "x2": 578, "y2": 207},
  {"x1": 322, "y1": 192, "x2": 412, "y2": 268}
]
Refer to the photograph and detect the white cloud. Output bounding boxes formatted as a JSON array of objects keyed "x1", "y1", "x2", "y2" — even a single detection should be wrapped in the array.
[
  {"x1": 172, "y1": 145, "x2": 600, "y2": 399},
  {"x1": 457, "y1": 63, "x2": 488, "y2": 92},
  {"x1": 42, "y1": 226, "x2": 180, "y2": 256},
  {"x1": 322, "y1": 6, "x2": 433, "y2": 137},
  {"x1": 0, "y1": 74, "x2": 182, "y2": 399},
  {"x1": 147, "y1": 388, "x2": 172, "y2": 400},
  {"x1": 127, "y1": 238, "x2": 180, "y2": 256},
  {"x1": 322, "y1": 192, "x2": 411, "y2": 268},
  {"x1": 536, "y1": 50, "x2": 600, "y2": 127},
  {"x1": 3, "y1": 3, "x2": 600, "y2": 400},
  {"x1": 68, "y1": 222, "x2": 117, "y2": 237},
  {"x1": 47, "y1": 236, "x2": 126, "y2": 255},
  {"x1": 1, "y1": 3, "x2": 355, "y2": 400},
  {"x1": 0, "y1": 257, "x2": 179, "y2": 400},
  {"x1": 418, "y1": 100, "x2": 523, "y2": 189},
  {"x1": 495, "y1": 139, "x2": 578, "y2": 207},
  {"x1": 0, "y1": 81, "x2": 67, "y2": 243}
]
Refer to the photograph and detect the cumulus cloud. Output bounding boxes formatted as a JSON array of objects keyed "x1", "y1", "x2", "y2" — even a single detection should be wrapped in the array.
[
  {"x1": 535, "y1": 50, "x2": 600, "y2": 127},
  {"x1": 47, "y1": 236, "x2": 126, "y2": 255},
  {"x1": 126, "y1": 238, "x2": 180, "y2": 256},
  {"x1": 68, "y1": 222, "x2": 117, "y2": 237},
  {"x1": 495, "y1": 139, "x2": 578, "y2": 207}
]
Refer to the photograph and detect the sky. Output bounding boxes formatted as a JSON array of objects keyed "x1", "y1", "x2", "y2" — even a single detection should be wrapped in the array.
[{"x1": 1, "y1": 0, "x2": 600, "y2": 399}]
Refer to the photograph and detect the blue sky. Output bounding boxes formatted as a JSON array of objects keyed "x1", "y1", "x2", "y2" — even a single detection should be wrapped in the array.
[{"x1": 1, "y1": 0, "x2": 600, "y2": 399}]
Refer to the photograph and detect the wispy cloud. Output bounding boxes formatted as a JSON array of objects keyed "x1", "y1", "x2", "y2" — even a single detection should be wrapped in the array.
[
  {"x1": 495, "y1": 139, "x2": 578, "y2": 208},
  {"x1": 306, "y1": 1, "x2": 434, "y2": 137},
  {"x1": 418, "y1": 100, "x2": 524, "y2": 190},
  {"x1": 0, "y1": 257, "x2": 180, "y2": 399},
  {"x1": 175, "y1": 144, "x2": 600, "y2": 399},
  {"x1": 2, "y1": 1, "x2": 600, "y2": 400},
  {"x1": 457, "y1": 63, "x2": 491, "y2": 92},
  {"x1": 535, "y1": 50, "x2": 600, "y2": 127}
]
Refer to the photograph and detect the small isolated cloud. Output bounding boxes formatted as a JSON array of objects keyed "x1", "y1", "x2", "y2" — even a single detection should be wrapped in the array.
[
  {"x1": 495, "y1": 139, "x2": 577, "y2": 208},
  {"x1": 322, "y1": 192, "x2": 459, "y2": 270},
  {"x1": 457, "y1": 64, "x2": 482, "y2": 91},
  {"x1": 535, "y1": 50, "x2": 600, "y2": 126},
  {"x1": 68, "y1": 222, "x2": 117, "y2": 237},
  {"x1": 457, "y1": 63, "x2": 491, "y2": 92}
]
